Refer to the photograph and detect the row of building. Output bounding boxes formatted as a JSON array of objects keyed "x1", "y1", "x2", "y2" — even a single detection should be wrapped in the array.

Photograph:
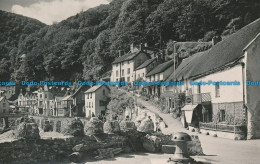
[
  {"x1": 109, "y1": 19, "x2": 260, "y2": 139},
  {"x1": 0, "y1": 84, "x2": 110, "y2": 119}
]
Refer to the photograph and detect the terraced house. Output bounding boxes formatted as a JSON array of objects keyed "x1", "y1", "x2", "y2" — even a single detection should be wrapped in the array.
[
  {"x1": 165, "y1": 18, "x2": 260, "y2": 140},
  {"x1": 110, "y1": 44, "x2": 151, "y2": 84}
]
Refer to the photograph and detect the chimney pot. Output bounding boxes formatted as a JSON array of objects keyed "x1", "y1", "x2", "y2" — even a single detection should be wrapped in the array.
[{"x1": 130, "y1": 43, "x2": 134, "y2": 53}]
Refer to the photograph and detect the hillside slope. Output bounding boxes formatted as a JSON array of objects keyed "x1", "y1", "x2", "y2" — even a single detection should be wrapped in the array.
[{"x1": 0, "y1": 0, "x2": 259, "y2": 83}]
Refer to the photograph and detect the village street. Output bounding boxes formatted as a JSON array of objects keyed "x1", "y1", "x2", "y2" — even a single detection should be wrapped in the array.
[
  {"x1": 85, "y1": 91, "x2": 260, "y2": 164},
  {"x1": 132, "y1": 92, "x2": 260, "y2": 164}
]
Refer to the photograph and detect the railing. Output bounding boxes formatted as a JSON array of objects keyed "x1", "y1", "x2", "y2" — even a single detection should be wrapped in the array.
[
  {"x1": 199, "y1": 122, "x2": 246, "y2": 134},
  {"x1": 186, "y1": 93, "x2": 211, "y2": 104}
]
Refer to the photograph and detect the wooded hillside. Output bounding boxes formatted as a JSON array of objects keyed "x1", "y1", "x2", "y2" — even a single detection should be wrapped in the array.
[{"x1": 0, "y1": 0, "x2": 259, "y2": 83}]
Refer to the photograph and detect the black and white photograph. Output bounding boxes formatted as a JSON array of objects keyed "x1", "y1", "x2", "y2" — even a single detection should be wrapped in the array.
[{"x1": 0, "y1": 0, "x2": 260, "y2": 163}]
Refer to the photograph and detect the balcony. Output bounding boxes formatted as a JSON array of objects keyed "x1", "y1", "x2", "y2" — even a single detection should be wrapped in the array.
[
  {"x1": 199, "y1": 122, "x2": 246, "y2": 134},
  {"x1": 185, "y1": 93, "x2": 211, "y2": 104}
]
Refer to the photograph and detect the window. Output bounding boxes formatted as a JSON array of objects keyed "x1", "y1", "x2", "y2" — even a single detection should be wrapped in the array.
[
  {"x1": 116, "y1": 78, "x2": 118, "y2": 82},
  {"x1": 215, "y1": 83, "x2": 220, "y2": 97},
  {"x1": 138, "y1": 74, "x2": 140, "y2": 78},
  {"x1": 122, "y1": 69, "x2": 124, "y2": 76},
  {"x1": 103, "y1": 90, "x2": 105, "y2": 95},
  {"x1": 87, "y1": 93, "x2": 89, "y2": 99},
  {"x1": 116, "y1": 64, "x2": 118, "y2": 67},
  {"x1": 142, "y1": 73, "x2": 144, "y2": 77},
  {"x1": 127, "y1": 68, "x2": 130, "y2": 74},
  {"x1": 3, "y1": 103, "x2": 6, "y2": 107},
  {"x1": 90, "y1": 93, "x2": 92, "y2": 99},
  {"x1": 116, "y1": 70, "x2": 119, "y2": 77},
  {"x1": 92, "y1": 102, "x2": 93, "y2": 108},
  {"x1": 89, "y1": 102, "x2": 91, "y2": 108},
  {"x1": 127, "y1": 77, "x2": 130, "y2": 82},
  {"x1": 45, "y1": 94, "x2": 47, "y2": 98},
  {"x1": 40, "y1": 94, "x2": 42, "y2": 98},
  {"x1": 219, "y1": 110, "x2": 226, "y2": 122},
  {"x1": 122, "y1": 62, "x2": 124, "y2": 66}
]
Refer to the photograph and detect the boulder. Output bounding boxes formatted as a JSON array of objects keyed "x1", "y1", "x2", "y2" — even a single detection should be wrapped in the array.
[
  {"x1": 85, "y1": 117, "x2": 103, "y2": 135},
  {"x1": 119, "y1": 120, "x2": 137, "y2": 132},
  {"x1": 103, "y1": 120, "x2": 120, "y2": 134},
  {"x1": 72, "y1": 141, "x2": 103, "y2": 152},
  {"x1": 162, "y1": 145, "x2": 176, "y2": 154},
  {"x1": 69, "y1": 152, "x2": 83, "y2": 163},
  {"x1": 187, "y1": 135, "x2": 204, "y2": 155},
  {"x1": 142, "y1": 134, "x2": 161, "y2": 153},
  {"x1": 14, "y1": 122, "x2": 40, "y2": 140},
  {"x1": 137, "y1": 118, "x2": 154, "y2": 133}
]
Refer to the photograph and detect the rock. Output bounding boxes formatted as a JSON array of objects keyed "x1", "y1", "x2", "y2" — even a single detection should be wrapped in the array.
[
  {"x1": 85, "y1": 117, "x2": 103, "y2": 135},
  {"x1": 69, "y1": 152, "x2": 83, "y2": 163},
  {"x1": 72, "y1": 144, "x2": 85, "y2": 152},
  {"x1": 137, "y1": 118, "x2": 154, "y2": 133},
  {"x1": 14, "y1": 122, "x2": 40, "y2": 140},
  {"x1": 119, "y1": 120, "x2": 137, "y2": 132},
  {"x1": 187, "y1": 135, "x2": 204, "y2": 155},
  {"x1": 142, "y1": 134, "x2": 161, "y2": 153},
  {"x1": 95, "y1": 148, "x2": 122, "y2": 159},
  {"x1": 72, "y1": 141, "x2": 103, "y2": 152},
  {"x1": 151, "y1": 132, "x2": 175, "y2": 145},
  {"x1": 162, "y1": 145, "x2": 176, "y2": 154},
  {"x1": 103, "y1": 120, "x2": 120, "y2": 134}
]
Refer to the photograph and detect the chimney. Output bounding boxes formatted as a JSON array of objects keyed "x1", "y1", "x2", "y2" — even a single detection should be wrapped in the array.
[
  {"x1": 118, "y1": 50, "x2": 122, "y2": 57},
  {"x1": 130, "y1": 43, "x2": 134, "y2": 53},
  {"x1": 212, "y1": 36, "x2": 222, "y2": 46},
  {"x1": 139, "y1": 43, "x2": 144, "y2": 51}
]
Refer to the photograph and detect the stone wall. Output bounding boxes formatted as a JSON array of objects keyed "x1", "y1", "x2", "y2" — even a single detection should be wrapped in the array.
[
  {"x1": 32, "y1": 116, "x2": 89, "y2": 134},
  {"x1": 212, "y1": 102, "x2": 244, "y2": 124}
]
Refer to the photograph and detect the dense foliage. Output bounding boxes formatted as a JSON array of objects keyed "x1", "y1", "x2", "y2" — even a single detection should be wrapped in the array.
[{"x1": 0, "y1": 0, "x2": 259, "y2": 83}]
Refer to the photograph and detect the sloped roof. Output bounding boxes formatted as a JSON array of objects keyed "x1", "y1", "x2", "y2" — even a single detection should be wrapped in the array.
[
  {"x1": 136, "y1": 58, "x2": 157, "y2": 70},
  {"x1": 85, "y1": 85, "x2": 110, "y2": 93},
  {"x1": 112, "y1": 50, "x2": 150, "y2": 64},
  {"x1": 62, "y1": 95, "x2": 72, "y2": 101},
  {"x1": 166, "y1": 51, "x2": 206, "y2": 81},
  {"x1": 146, "y1": 59, "x2": 175, "y2": 77},
  {"x1": 166, "y1": 18, "x2": 260, "y2": 81}
]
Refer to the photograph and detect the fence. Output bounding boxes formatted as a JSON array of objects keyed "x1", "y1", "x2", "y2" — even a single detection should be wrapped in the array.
[{"x1": 199, "y1": 122, "x2": 246, "y2": 134}]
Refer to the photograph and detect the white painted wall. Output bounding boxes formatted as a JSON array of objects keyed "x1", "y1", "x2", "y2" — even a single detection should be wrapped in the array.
[
  {"x1": 135, "y1": 68, "x2": 146, "y2": 81},
  {"x1": 193, "y1": 65, "x2": 243, "y2": 103}
]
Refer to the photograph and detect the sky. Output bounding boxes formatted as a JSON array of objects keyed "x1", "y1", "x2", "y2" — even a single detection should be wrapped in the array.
[{"x1": 0, "y1": 0, "x2": 110, "y2": 25}]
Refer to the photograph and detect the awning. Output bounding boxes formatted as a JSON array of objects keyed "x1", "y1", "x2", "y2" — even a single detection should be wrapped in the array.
[{"x1": 181, "y1": 104, "x2": 198, "y2": 124}]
